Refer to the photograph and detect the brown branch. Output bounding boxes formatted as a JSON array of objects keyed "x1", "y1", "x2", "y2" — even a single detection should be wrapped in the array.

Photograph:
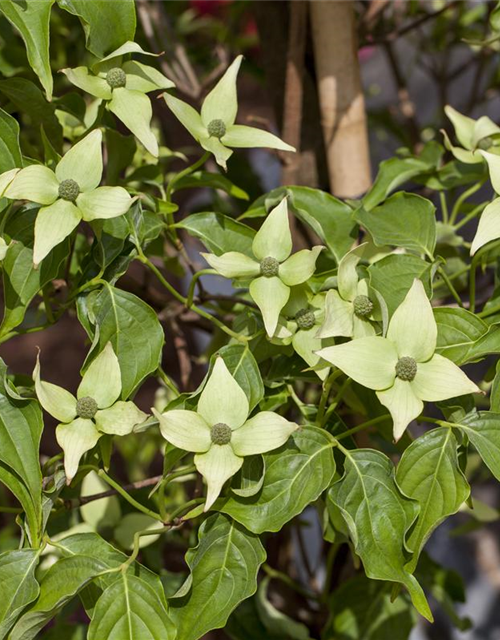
[{"x1": 66, "y1": 475, "x2": 163, "y2": 509}]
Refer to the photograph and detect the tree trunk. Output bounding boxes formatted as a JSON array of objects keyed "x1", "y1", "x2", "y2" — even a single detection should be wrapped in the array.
[{"x1": 310, "y1": 1, "x2": 371, "y2": 198}]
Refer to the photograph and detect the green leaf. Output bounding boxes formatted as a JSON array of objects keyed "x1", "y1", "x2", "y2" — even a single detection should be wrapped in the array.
[
  {"x1": 355, "y1": 193, "x2": 436, "y2": 258},
  {"x1": 178, "y1": 212, "x2": 255, "y2": 258},
  {"x1": 458, "y1": 411, "x2": 500, "y2": 481},
  {"x1": 464, "y1": 325, "x2": 500, "y2": 362},
  {"x1": 216, "y1": 345, "x2": 264, "y2": 411},
  {"x1": 9, "y1": 555, "x2": 108, "y2": 640},
  {"x1": 56, "y1": 0, "x2": 136, "y2": 58},
  {"x1": 0, "y1": 106, "x2": 22, "y2": 172},
  {"x1": 362, "y1": 156, "x2": 434, "y2": 211},
  {"x1": 0, "y1": 359, "x2": 42, "y2": 543},
  {"x1": 323, "y1": 574, "x2": 417, "y2": 640},
  {"x1": 221, "y1": 427, "x2": 336, "y2": 533},
  {"x1": 174, "y1": 171, "x2": 249, "y2": 200},
  {"x1": 0, "y1": 463, "x2": 39, "y2": 546},
  {"x1": 0, "y1": 549, "x2": 40, "y2": 640},
  {"x1": 368, "y1": 254, "x2": 432, "y2": 316},
  {"x1": 88, "y1": 572, "x2": 175, "y2": 640},
  {"x1": 0, "y1": 78, "x2": 62, "y2": 152},
  {"x1": 434, "y1": 307, "x2": 489, "y2": 365},
  {"x1": 0, "y1": 0, "x2": 54, "y2": 100},
  {"x1": 255, "y1": 577, "x2": 311, "y2": 639},
  {"x1": 81, "y1": 285, "x2": 163, "y2": 398},
  {"x1": 396, "y1": 429, "x2": 469, "y2": 571},
  {"x1": 169, "y1": 513, "x2": 266, "y2": 640},
  {"x1": 0, "y1": 207, "x2": 69, "y2": 338},
  {"x1": 329, "y1": 448, "x2": 432, "y2": 621}
]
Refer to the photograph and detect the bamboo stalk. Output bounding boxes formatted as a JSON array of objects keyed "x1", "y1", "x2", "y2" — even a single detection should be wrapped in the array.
[{"x1": 310, "y1": 1, "x2": 371, "y2": 198}]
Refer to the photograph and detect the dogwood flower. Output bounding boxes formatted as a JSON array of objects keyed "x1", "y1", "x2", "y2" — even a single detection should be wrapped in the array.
[
  {"x1": 471, "y1": 151, "x2": 500, "y2": 254},
  {"x1": 317, "y1": 279, "x2": 480, "y2": 440},
  {"x1": 163, "y1": 56, "x2": 294, "y2": 169},
  {"x1": 34, "y1": 343, "x2": 147, "y2": 482},
  {"x1": 273, "y1": 289, "x2": 331, "y2": 380},
  {"x1": 1, "y1": 130, "x2": 135, "y2": 266},
  {"x1": 62, "y1": 42, "x2": 175, "y2": 157},
  {"x1": 316, "y1": 243, "x2": 377, "y2": 340},
  {"x1": 153, "y1": 357, "x2": 298, "y2": 511},
  {"x1": 202, "y1": 198, "x2": 323, "y2": 336},
  {"x1": 442, "y1": 105, "x2": 500, "y2": 164}
]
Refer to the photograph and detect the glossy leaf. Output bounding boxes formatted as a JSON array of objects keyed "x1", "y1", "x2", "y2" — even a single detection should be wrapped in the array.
[
  {"x1": 0, "y1": 549, "x2": 40, "y2": 640},
  {"x1": 221, "y1": 427, "x2": 335, "y2": 533},
  {"x1": 434, "y1": 307, "x2": 489, "y2": 365},
  {"x1": 355, "y1": 193, "x2": 436, "y2": 258},
  {"x1": 217, "y1": 345, "x2": 264, "y2": 411},
  {"x1": 178, "y1": 212, "x2": 255, "y2": 258},
  {"x1": 329, "y1": 448, "x2": 432, "y2": 620},
  {"x1": 396, "y1": 429, "x2": 469, "y2": 571},
  {"x1": 0, "y1": 107, "x2": 22, "y2": 172},
  {"x1": 458, "y1": 412, "x2": 500, "y2": 481},
  {"x1": 170, "y1": 513, "x2": 266, "y2": 640}
]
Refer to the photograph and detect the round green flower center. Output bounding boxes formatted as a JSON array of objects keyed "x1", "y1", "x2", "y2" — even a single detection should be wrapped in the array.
[
  {"x1": 210, "y1": 422, "x2": 232, "y2": 445},
  {"x1": 478, "y1": 136, "x2": 493, "y2": 151},
  {"x1": 395, "y1": 357, "x2": 417, "y2": 382},
  {"x1": 76, "y1": 396, "x2": 98, "y2": 419},
  {"x1": 260, "y1": 256, "x2": 280, "y2": 278},
  {"x1": 295, "y1": 308, "x2": 315, "y2": 330},
  {"x1": 106, "y1": 67, "x2": 127, "y2": 89},
  {"x1": 353, "y1": 295, "x2": 373, "y2": 318},
  {"x1": 207, "y1": 119, "x2": 226, "y2": 139},
  {"x1": 58, "y1": 179, "x2": 80, "y2": 202}
]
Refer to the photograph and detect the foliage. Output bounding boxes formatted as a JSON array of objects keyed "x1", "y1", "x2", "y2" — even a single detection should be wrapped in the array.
[{"x1": 0, "y1": 2, "x2": 499, "y2": 639}]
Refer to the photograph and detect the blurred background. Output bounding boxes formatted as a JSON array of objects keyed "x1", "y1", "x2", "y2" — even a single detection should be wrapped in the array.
[{"x1": 2, "y1": 1, "x2": 500, "y2": 638}]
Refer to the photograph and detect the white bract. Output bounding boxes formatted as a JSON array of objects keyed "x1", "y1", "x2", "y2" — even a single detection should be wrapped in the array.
[
  {"x1": 62, "y1": 42, "x2": 175, "y2": 157},
  {"x1": 34, "y1": 343, "x2": 147, "y2": 483},
  {"x1": 471, "y1": 151, "x2": 500, "y2": 254},
  {"x1": 317, "y1": 279, "x2": 480, "y2": 440},
  {"x1": 1, "y1": 130, "x2": 135, "y2": 266},
  {"x1": 0, "y1": 237, "x2": 8, "y2": 261},
  {"x1": 316, "y1": 243, "x2": 377, "y2": 340},
  {"x1": 202, "y1": 198, "x2": 323, "y2": 337},
  {"x1": 442, "y1": 105, "x2": 500, "y2": 164},
  {"x1": 163, "y1": 56, "x2": 295, "y2": 169},
  {"x1": 153, "y1": 357, "x2": 298, "y2": 511}
]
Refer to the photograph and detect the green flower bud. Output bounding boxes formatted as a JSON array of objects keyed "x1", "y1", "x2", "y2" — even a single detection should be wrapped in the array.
[
  {"x1": 207, "y1": 119, "x2": 227, "y2": 139},
  {"x1": 260, "y1": 256, "x2": 280, "y2": 278},
  {"x1": 76, "y1": 396, "x2": 98, "y2": 419},
  {"x1": 353, "y1": 295, "x2": 373, "y2": 318},
  {"x1": 295, "y1": 308, "x2": 315, "y2": 330},
  {"x1": 395, "y1": 356, "x2": 417, "y2": 382},
  {"x1": 106, "y1": 67, "x2": 127, "y2": 89},
  {"x1": 210, "y1": 422, "x2": 232, "y2": 445},
  {"x1": 58, "y1": 179, "x2": 80, "y2": 202},
  {"x1": 478, "y1": 136, "x2": 493, "y2": 151}
]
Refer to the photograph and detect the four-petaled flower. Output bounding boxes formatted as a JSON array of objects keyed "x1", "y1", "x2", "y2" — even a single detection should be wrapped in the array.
[
  {"x1": 163, "y1": 56, "x2": 295, "y2": 169},
  {"x1": 442, "y1": 105, "x2": 500, "y2": 164},
  {"x1": 1, "y1": 130, "x2": 135, "y2": 266},
  {"x1": 153, "y1": 357, "x2": 298, "y2": 511},
  {"x1": 317, "y1": 279, "x2": 481, "y2": 440},
  {"x1": 34, "y1": 343, "x2": 147, "y2": 482},
  {"x1": 202, "y1": 198, "x2": 323, "y2": 337},
  {"x1": 62, "y1": 41, "x2": 175, "y2": 157},
  {"x1": 316, "y1": 242, "x2": 377, "y2": 340}
]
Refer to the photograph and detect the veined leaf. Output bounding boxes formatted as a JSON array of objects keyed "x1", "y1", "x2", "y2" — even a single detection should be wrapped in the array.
[
  {"x1": 80, "y1": 284, "x2": 163, "y2": 398},
  {"x1": 0, "y1": 106, "x2": 22, "y2": 172},
  {"x1": 396, "y1": 429, "x2": 469, "y2": 571},
  {"x1": 0, "y1": 0, "x2": 54, "y2": 100},
  {"x1": 88, "y1": 572, "x2": 175, "y2": 640},
  {"x1": 458, "y1": 411, "x2": 500, "y2": 481},
  {"x1": 169, "y1": 513, "x2": 266, "y2": 640},
  {"x1": 174, "y1": 171, "x2": 249, "y2": 200},
  {"x1": 329, "y1": 448, "x2": 432, "y2": 621},
  {"x1": 221, "y1": 427, "x2": 335, "y2": 533},
  {"x1": 0, "y1": 549, "x2": 40, "y2": 640},
  {"x1": 178, "y1": 212, "x2": 256, "y2": 257},
  {"x1": 434, "y1": 307, "x2": 489, "y2": 365}
]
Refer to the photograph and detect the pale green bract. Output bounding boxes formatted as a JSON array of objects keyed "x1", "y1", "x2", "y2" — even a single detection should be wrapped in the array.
[
  {"x1": 471, "y1": 151, "x2": 500, "y2": 254},
  {"x1": 33, "y1": 342, "x2": 147, "y2": 482},
  {"x1": 163, "y1": 56, "x2": 295, "y2": 169},
  {"x1": 1, "y1": 130, "x2": 135, "y2": 266},
  {"x1": 316, "y1": 242, "x2": 377, "y2": 340},
  {"x1": 62, "y1": 41, "x2": 175, "y2": 157},
  {"x1": 201, "y1": 198, "x2": 324, "y2": 336},
  {"x1": 442, "y1": 104, "x2": 500, "y2": 164},
  {"x1": 153, "y1": 357, "x2": 298, "y2": 511},
  {"x1": 0, "y1": 237, "x2": 8, "y2": 261},
  {"x1": 317, "y1": 279, "x2": 480, "y2": 440}
]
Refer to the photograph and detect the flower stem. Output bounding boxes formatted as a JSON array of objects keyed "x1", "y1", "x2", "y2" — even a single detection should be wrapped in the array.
[
  {"x1": 335, "y1": 414, "x2": 389, "y2": 441},
  {"x1": 166, "y1": 151, "x2": 211, "y2": 202},
  {"x1": 97, "y1": 469, "x2": 164, "y2": 522}
]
